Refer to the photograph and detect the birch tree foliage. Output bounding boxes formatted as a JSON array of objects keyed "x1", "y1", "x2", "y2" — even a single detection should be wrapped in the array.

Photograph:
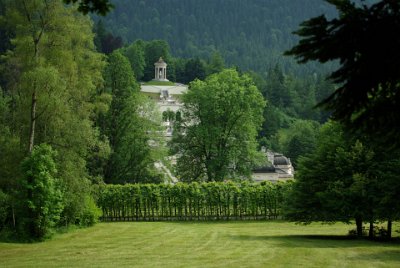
[{"x1": 2, "y1": 0, "x2": 106, "y2": 226}]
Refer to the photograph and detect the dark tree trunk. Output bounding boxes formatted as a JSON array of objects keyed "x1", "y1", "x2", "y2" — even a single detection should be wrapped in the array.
[
  {"x1": 387, "y1": 220, "x2": 392, "y2": 239},
  {"x1": 369, "y1": 221, "x2": 374, "y2": 238},
  {"x1": 27, "y1": 91, "x2": 37, "y2": 236},
  {"x1": 355, "y1": 217, "x2": 363, "y2": 237},
  {"x1": 28, "y1": 91, "x2": 37, "y2": 153},
  {"x1": 12, "y1": 204, "x2": 15, "y2": 229}
]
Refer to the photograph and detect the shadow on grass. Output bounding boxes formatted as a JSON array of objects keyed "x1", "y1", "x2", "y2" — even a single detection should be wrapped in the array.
[
  {"x1": 229, "y1": 234, "x2": 400, "y2": 248},
  {"x1": 0, "y1": 225, "x2": 80, "y2": 244},
  {"x1": 349, "y1": 250, "x2": 400, "y2": 263}
]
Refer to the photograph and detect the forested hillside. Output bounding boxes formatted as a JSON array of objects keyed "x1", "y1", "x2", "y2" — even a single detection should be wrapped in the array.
[
  {"x1": 100, "y1": 0, "x2": 378, "y2": 74},
  {"x1": 97, "y1": 0, "x2": 339, "y2": 74}
]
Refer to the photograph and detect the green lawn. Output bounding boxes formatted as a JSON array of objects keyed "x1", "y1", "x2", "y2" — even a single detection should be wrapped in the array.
[
  {"x1": 1, "y1": 221, "x2": 399, "y2": 267},
  {"x1": 142, "y1": 80, "x2": 176, "y2": 86}
]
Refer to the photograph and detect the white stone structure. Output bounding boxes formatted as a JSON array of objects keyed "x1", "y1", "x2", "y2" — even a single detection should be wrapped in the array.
[
  {"x1": 141, "y1": 58, "x2": 188, "y2": 138},
  {"x1": 140, "y1": 85, "x2": 187, "y2": 113},
  {"x1": 252, "y1": 150, "x2": 294, "y2": 183},
  {"x1": 154, "y1": 57, "x2": 168, "y2": 81}
]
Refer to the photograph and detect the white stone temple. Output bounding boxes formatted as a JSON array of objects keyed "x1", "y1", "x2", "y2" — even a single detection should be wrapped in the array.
[
  {"x1": 141, "y1": 58, "x2": 188, "y2": 137},
  {"x1": 153, "y1": 57, "x2": 169, "y2": 81}
]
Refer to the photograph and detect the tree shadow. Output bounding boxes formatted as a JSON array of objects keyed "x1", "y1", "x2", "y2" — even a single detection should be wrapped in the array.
[
  {"x1": 349, "y1": 250, "x2": 400, "y2": 263},
  {"x1": 229, "y1": 234, "x2": 400, "y2": 248}
]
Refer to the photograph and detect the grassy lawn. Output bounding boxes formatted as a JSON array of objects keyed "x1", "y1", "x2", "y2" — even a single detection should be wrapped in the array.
[
  {"x1": 142, "y1": 80, "x2": 176, "y2": 86},
  {"x1": 1, "y1": 221, "x2": 399, "y2": 267}
]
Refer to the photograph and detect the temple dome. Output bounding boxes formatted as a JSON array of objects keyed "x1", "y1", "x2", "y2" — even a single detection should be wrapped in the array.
[
  {"x1": 273, "y1": 154, "x2": 291, "y2": 166},
  {"x1": 154, "y1": 57, "x2": 167, "y2": 67}
]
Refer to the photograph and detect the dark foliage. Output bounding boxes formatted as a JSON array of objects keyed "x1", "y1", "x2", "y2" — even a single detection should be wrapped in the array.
[
  {"x1": 96, "y1": 0, "x2": 339, "y2": 75},
  {"x1": 101, "y1": 33, "x2": 123, "y2": 54},
  {"x1": 93, "y1": 20, "x2": 123, "y2": 54},
  {"x1": 285, "y1": 121, "x2": 400, "y2": 238},
  {"x1": 286, "y1": 0, "x2": 400, "y2": 145},
  {"x1": 63, "y1": 0, "x2": 113, "y2": 15}
]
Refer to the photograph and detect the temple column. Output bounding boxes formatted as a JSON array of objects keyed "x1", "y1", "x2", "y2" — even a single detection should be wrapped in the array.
[{"x1": 153, "y1": 57, "x2": 169, "y2": 81}]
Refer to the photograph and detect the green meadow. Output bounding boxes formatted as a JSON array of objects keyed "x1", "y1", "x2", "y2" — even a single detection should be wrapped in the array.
[{"x1": 1, "y1": 221, "x2": 399, "y2": 267}]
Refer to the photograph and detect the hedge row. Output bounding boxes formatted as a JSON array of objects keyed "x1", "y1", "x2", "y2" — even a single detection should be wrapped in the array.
[{"x1": 97, "y1": 181, "x2": 291, "y2": 221}]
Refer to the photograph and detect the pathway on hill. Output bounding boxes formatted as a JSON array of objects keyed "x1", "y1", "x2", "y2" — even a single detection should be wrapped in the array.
[{"x1": 155, "y1": 161, "x2": 178, "y2": 183}]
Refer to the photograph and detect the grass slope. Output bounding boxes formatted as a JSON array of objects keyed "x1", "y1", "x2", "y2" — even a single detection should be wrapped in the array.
[
  {"x1": 143, "y1": 81, "x2": 176, "y2": 86},
  {"x1": 1, "y1": 221, "x2": 399, "y2": 267}
]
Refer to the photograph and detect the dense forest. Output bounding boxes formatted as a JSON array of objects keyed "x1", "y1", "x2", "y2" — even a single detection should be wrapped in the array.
[
  {"x1": 98, "y1": 0, "x2": 376, "y2": 75},
  {"x1": 95, "y1": 0, "x2": 338, "y2": 74}
]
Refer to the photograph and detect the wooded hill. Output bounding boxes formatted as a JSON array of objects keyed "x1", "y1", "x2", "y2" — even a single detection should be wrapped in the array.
[
  {"x1": 97, "y1": 0, "x2": 341, "y2": 74},
  {"x1": 100, "y1": 0, "x2": 377, "y2": 74}
]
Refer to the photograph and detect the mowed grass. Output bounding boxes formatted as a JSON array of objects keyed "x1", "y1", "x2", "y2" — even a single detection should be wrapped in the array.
[
  {"x1": 1, "y1": 221, "x2": 400, "y2": 268},
  {"x1": 142, "y1": 80, "x2": 176, "y2": 86}
]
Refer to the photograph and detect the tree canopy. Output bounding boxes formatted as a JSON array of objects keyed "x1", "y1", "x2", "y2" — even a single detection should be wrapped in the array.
[
  {"x1": 103, "y1": 51, "x2": 164, "y2": 184},
  {"x1": 285, "y1": 121, "x2": 400, "y2": 238},
  {"x1": 63, "y1": 0, "x2": 113, "y2": 15},
  {"x1": 19, "y1": 144, "x2": 63, "y2": 239},
  {"x1": 97, "y1": 0, "x2": 338, "y2": 75},
  {"x1": 172, "y1": 69, "x2": 266, "y2": 182},
  {"x1": 0, "y1": 0, "x2": 105, "y2": 238},
  {"x1": 286, "y1": 0, "x2": 400, "y2": 145}
]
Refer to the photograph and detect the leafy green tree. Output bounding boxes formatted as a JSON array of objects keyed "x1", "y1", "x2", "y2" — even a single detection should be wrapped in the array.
[
  {"x1": 120, "y1": 40, "x2": 146, "y2": 81},
  {"x1": 5, "y1": 0, "x2": 59, "y2": 153},
  {"x1": 92, "y1": 19, "x2": 123, "y2": 54},
  {"x1": 265, "y1": 65, "x2": 291, "y2": 109},
  {"x1": 285, "y1": 121, "x2": 397, "y2": 237},
  {"x1": 0, "y1": 189, "x2": 10, "y2": 230},
  {"x1": 182, "y1": 58, "x2": 207, "y2": 84},
  {"x1": 104, "y1": 51, "x2": 164, "y2": 183},
  {"x1": 285, "y1": 75, "x2": 318, "y2": 120},
  {"x1": 19, "y1": 144, "x2": 63, "y2": 240},
  {"x1": 332, "y1": 140, "x2": 378, "y2": 237},
  {"x1": 278, "y1": 120, "x2": 320, "y2": 167},
  {"x1": 248, "y1": 71, "x2": 295, "y2": 144},
  {"x1": 314, "y1": 75, "x2": 335, "y2": 122},
  {"x1": 372, "y1": 154, "x2": 400, "y2": 238},
  {"x1": 172, "y1": 57, "x2": 187, "y2": 83},
  {"x1": 0, "y1": 93, "x2": 23, "y2": 191},
  {"x1": 258, "y1": 105, "x2": 293, "y2": 149},
  {"x1": 143, "y1": 40, "x2": 171, "y2": 81},
  {"x1": 103, "y1": 51, "x2": 137, "y2": 146},
  {"x1": 206, "y1": 51, "x2": 225, "y2": 76},
  {"x1": 0, "y1": 0, "x2": 14, "y2": 61},
  {"x1": 101, "y1": 33, "x2": 123, "y2": 54},
  {"x1": 172, "y1": 69, "x2": 266, "y2": 182},
  {"x1": 93, "y1": 20, "x2": 107, "y2": 52},
  {"x1": 3, "y1": 0, "x2": 105, "y2": 227},
  {"x1": 286, "y1": 0, "x2": 400, "y2": 145},
  {"x1": 63, "y1": 0, "x2": 113, "y2": 15}
]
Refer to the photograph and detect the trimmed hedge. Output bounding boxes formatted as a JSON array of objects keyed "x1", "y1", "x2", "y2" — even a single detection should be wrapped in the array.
[{"x1": 97, "y1": 181, "x2": 291, "y2": 221}]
